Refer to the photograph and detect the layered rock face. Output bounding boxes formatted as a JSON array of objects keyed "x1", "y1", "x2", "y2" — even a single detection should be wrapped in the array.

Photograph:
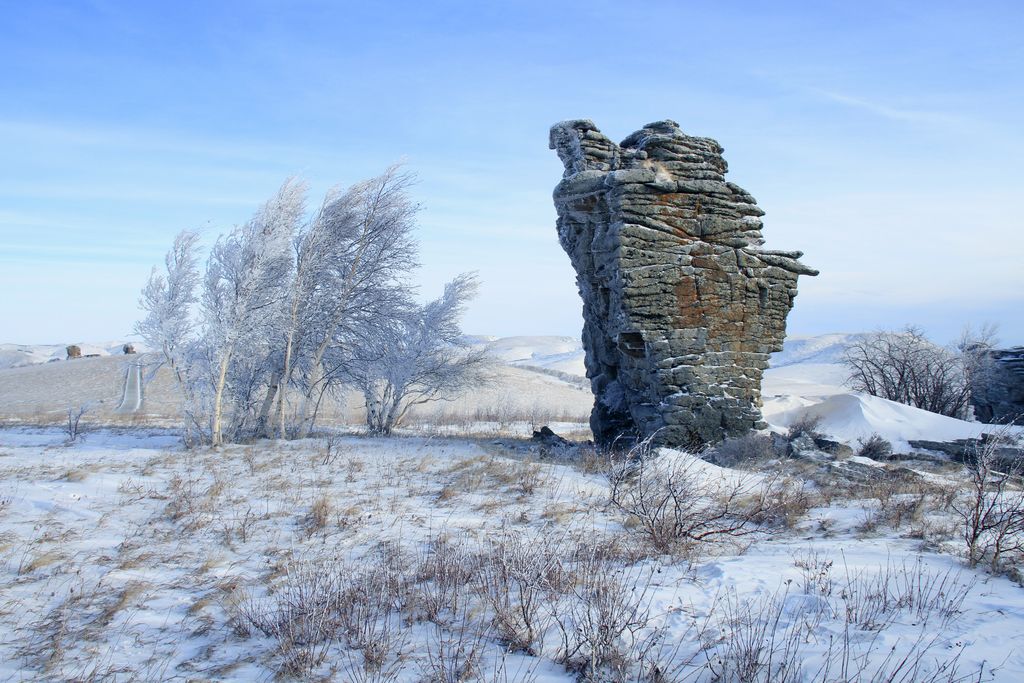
[
  {"x1": 971, "y1": 347, "x2": 1024, "y2": 424},
  {"x1": 550, "y1": 119, "x2": 817, "y2": 449}
]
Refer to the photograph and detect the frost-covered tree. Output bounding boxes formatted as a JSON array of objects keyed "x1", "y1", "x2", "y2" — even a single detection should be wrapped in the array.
[
  {"x1": 202, "y1": 180, "x2": 304, "y2": 445},
  {"x1": 135, "y1": 230, "x2": 205, "y2": 442},
  {"x1": 136, "y1": 230, "x2": 200, "y2": 380},
  {"x1": 137, "y1": 167, "x2": 476, "y2": 446},
  {"x1": 267, "y1": 166, "x2": 419, "y2": 439},
  {"x1": 342, "y1": 273, "x2": 489, "y2": 435}
]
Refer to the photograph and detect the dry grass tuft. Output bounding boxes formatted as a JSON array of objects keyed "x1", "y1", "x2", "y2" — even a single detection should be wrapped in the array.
[
  {"x1": 18, "y1": 549, "x2": 63, "y2": 575},
  {"x1": 61, "y1": 468, "x2": 89, "y2": 482},
  {"x1": 303, "y1": 495, "x2": 333, "y2": 535}
]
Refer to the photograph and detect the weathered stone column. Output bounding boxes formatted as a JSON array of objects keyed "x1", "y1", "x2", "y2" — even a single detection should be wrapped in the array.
[
  {"x1": 550, "y1": 119, "x2": 817, "y2": 449},
  {"x1": 971, "y1": 347, "x2": 1024, "y2": 424}
]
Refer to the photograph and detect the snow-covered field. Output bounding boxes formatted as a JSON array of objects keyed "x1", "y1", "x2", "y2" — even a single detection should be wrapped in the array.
[
  {"x1": 2, "y1": 333, "x2": 1023, "y2": 681},
  {"x1": 0, "y1": 341, "x2": 595, "y2": 432},
  {"x1": 1, "y1": 427, "x2": 1022, "y2": 681}
]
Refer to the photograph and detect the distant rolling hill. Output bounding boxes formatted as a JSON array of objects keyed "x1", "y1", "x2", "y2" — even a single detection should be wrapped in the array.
[
  {"x1": 481, "y1": 335, "x2": 586, "y2": 377},
  {"x1": 0, "y1": 342, "x2": 142, "y2": 369},
  {"x1": 2, "y1": 333, "x2": 1009, "y2": 450}
]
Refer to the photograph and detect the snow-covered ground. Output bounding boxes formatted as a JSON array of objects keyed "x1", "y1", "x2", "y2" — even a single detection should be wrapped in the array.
[
  {"x1": 1, "y1": 428, "x2": 1022, "y2": 681},
  {"x1": 1, "y1": 333, "x2": 1023, "y2": 680}
]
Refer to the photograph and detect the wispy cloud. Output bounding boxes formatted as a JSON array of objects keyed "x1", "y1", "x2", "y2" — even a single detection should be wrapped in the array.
[
  {"x1": 0, "y1": 119, "x2": 327, "y2": 164},
  {"x1": 811, "y1": 89, "x2": 967, "y2": 127},
  {"x1": 0, "y1": 180, "x2": 263, "y2": 206}
]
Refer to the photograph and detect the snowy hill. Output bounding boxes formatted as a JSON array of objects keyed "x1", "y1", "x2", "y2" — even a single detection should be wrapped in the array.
[
  {"x1": 473, "y1": 332, "x2": 862, "y2": 387},
  {"x1": 759, "y1": 334, "x2": 1015, "y2": 450},
  {"x1": 768, "y1": 332, "x2": 866, "y2": 367},
  {"x1": 761, "y1": 391, "x2": 1000, "y2": 451},
  {"x1": 481, "y1": 335, "x2": 586, "y2": 377},
  {"x1": 0, "y1": 342, "x2": 140, "y2": 369}
]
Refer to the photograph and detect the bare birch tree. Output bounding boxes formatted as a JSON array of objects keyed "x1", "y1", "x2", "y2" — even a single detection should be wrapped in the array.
[
  {"x1": 958, "y1": 323, "x2": 1002, "y2": 422},
  {"x1": 342, "y1": 273, "x2": 490, "y2": 435},
  {"x1": 135, "y1": 230, "x2": 204, "y2": 442},
  {"x1": 202, "y1": 180, "x2": 304, "y2": 445},
  {"x1": 137, "y1": 167, "x2": 457, "y2": 445},
  {"x1": 136, "y1": 230, "x2": 200, "y2": 379},
  {"x1": 280, "y1": 166, "x2": 419, "y2": 439}
]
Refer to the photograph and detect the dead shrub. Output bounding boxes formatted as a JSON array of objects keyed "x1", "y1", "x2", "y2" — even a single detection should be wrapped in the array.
[
  {"x1": 793, "y1": 548, "x2": 835, "y2": 598},
  {"x1": 63, "y1": 404, "x2": 89, "y2": 444},
  {"x1": 221, "y1": 503, "x2": 257, "y2": 545},
  {"x1": 839, "y1": 558, "x2": 973, "y2": 632},
  {"x1": 608, "y1": 441, "x2": 796, "y2": 555},
  {"x1": 550, "y1": 551, "x2": 662, "y2": 681},
  {"x1": 857, "y1": 433, "x2": 893, "y2": 460},
  {"x1": 472, "y1": 530, "x2": 568, "y2": 655},
  {"x1": 952, "y1": 425, "x2": 1024, "y2": 571},
  {"x1": 420, "y1": 611, "x2": 484, "y2": 683},
  {"x1": 576, "y1": 445, "x2": 614, "y2": 475},
  {"x1": 787, "y1": 413, "x2": 823, "y2": 441},
  {"x1": 514, "y1": 459, "x2": 544, "y2": 495},
  {"x1": 319, "y1": 432, "x2": 346, "y2": 467},
  {"x1": 229, "y1": 553, "x2": 410, "y2": 679},
  {"x1": 413, "y1": 535, "x2": 477, "y2": 624},
  {"x1": 708, "y1": 588, "x2": 808, "y2": 683}
]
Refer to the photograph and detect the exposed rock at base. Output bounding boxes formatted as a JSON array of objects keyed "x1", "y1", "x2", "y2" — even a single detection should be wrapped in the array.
[
  {"x1": 971, "y1": 347, "x2": 1024, "y2": 424},
  {"x1": 785, "y1": 439, "x2": 922, "y2": 485},
  {"x1": 66, "y1": 345, "x2": 81, "y2": 360},
  {"x1": 549, "y1": 119, "x2": 817, "y2": 449},
  {"x1": 908, "y1": 435, "x2": 1024, "y2": 470},
  {"x1": 531, "y1": 425, "x2": 571, "y2": 449}
]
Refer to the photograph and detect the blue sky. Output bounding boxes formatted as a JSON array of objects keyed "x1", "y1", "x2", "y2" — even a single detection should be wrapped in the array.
[{"x1": 1, "y1": 0, "x2": 1022, "y2": 344}]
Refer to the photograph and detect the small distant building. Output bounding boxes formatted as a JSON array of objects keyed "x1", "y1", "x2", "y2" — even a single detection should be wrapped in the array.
[
  {"x1": 123, "y1": 344, "x2": 136, "y2": 355},
  {"x1": 66, "y1": 345, "x2": 81, "y2": 360}
]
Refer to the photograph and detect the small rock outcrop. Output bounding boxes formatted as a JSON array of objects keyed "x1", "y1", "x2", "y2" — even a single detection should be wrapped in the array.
[
  {"x1": 550, "y1": 119, "x2": 817, "y2": 449},
  {"x1": 971, "y1": 347, "x2": 1024, "y2": 424},
  {"x1": 66, "y1": 345, "x2": 81, "y2": 360}
]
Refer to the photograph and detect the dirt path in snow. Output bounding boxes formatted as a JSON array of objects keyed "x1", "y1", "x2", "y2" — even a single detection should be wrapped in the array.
[{"x1": 114, "y1": 363, "x2": 142, "y2": 413}]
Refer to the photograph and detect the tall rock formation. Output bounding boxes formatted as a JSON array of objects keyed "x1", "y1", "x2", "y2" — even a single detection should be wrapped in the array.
[
  {"x1": 971, "y1": 347, "x2": 1024, "y2": 424},
  {"x1": 550, "y1": 119, "x2": 817, "y2": 449}
]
